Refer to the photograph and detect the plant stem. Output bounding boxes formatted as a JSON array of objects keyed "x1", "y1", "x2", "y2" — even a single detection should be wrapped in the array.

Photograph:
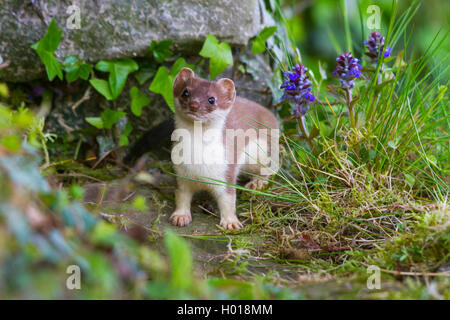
[
  {"x1": 297, "y1": 115, "x2": 315, "y2": 152},
  {"x1": 346, "y1": 88, "x2": 355, "y2": 129},
  {"x1": 40, "y1": 134, "x2": 50, "y2": 166}
]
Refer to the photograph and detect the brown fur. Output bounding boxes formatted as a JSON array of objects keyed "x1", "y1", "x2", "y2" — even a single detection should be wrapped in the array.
[
  {"x1": 170, "y1": 68, "x2": 279, "y2": 230},
  {"x1": 223, "y1": 97, "x2": 278, "y2": 192}
]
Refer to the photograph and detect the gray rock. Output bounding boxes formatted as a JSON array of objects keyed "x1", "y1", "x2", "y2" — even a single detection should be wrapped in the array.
[{"x1": 0, "y1": 0, "x2": 261, "y2": 82}]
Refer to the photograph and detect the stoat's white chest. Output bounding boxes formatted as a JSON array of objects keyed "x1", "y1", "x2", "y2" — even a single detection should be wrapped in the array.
[{"x1": 172, "y1": 116, "x2": 228, "y2": 187}]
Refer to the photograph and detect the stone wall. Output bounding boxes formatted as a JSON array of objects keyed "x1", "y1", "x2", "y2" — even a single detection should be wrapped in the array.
[{"x1": 0, "y1": 0, "x2": 261, "y2": 82}]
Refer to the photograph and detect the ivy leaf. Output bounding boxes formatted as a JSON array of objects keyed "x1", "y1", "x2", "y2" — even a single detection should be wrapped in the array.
[
  {"x1": 149, "y1": 66, "x2": 173, "y2": 111},
  {"x1": 36, "y1": 19, "x2": 62, "y2": 52},
  {"x1": 63, "y1": 56, "x2": 80, "y2": 82},
  {"x1": 62, "y1": 56, "x2": 79, "y2": 72},
  {"x1": 199, "y1": 34, "x2": 233, "y2": 79},
  {"x1": 149, "y1": 40, "x2": 173, "y2": 63},
  {"x1": 35, "y1": 51, "x2": 63, "y2": 82},
  {"x1": 85, "y1": 117, "x2": 104, "y2": 129},
  {"x1": 169, "y1": 57, "x2": 195, "y2": 77},
  {"x1": 149, "y1": 58, "x2": 195, "y2": 112},
  {"x1": 79, "y1": 64, "x2": 92, "y2": 80},
  {"x1": 118, "y1": 122, "x2": 133, "y2": 146},
  {"x1": 252, "y1": 26, "x2": 277, "y2": 54},
  {"x1": 62, "y1": 56, "x2": 92, "y2": 82},
  {"x1": 86, "y1": 110, "x2": 126, "y2": 131},
  {"x1": 94, "y1": 59, "x2": 139, "y2": 100},
  {"x1": 31, "y1": 19, "x2": 63, "y2": 81},
  {"x1": 101, "y1": 108, "x2": 126, "y2": 129},
  {"x1": 89, "y1": 79, "x2": 113, "y2": 100},
  {"x1": 130, "y1": 86, "x2": 151, "y2": 116},
  {"x1": 134, "y1": 62, "x2": 157, "y2": 85}
]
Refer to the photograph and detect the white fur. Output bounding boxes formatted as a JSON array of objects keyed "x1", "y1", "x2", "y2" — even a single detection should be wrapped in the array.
[
  {"x1": 171, "y1": 99, "x2": 273, "y2": 230},
  {"x1": 173, "y1": 109, "x2": 229, "y2": 193}
]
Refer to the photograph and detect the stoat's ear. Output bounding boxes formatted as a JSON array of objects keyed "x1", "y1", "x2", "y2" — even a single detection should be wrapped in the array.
[
  {"x1": 216, "y1": 78, "x2": 236, "y2": 108},
  {"x1": 173, "y1": 68, "x2": 194, "y2": 92}
]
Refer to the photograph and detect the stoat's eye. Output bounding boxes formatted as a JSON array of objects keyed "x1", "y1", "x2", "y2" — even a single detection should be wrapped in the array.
[
  {"x1": 208, "y1": 97, "x2": 215, "y2": 104},
  {"x1": 182, "y1": 89, "x2": 189, "y2": 97}
]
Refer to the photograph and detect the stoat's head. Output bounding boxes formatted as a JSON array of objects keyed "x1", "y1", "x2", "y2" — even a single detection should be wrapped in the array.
[{"x1": 173, "y1": 68, "x2": 236, "y2": 123}]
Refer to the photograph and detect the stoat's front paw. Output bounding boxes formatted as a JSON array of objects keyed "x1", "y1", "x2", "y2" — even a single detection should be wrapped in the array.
[
  {"x1": 220, "y1": 217, "x2": 243, "y2": 230},
  {"x1": 170, "y1": 210, "x2": 192, "y2": 227},
  {"x1": 245, "y1": 179, "x2": 269, "y2": 190}
]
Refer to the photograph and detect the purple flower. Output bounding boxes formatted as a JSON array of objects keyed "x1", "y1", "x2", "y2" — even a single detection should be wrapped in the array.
[
  {"x1": 280, "y1": 64, "x2": 315, "y2": 116},
  {"x1": 364, "y1": 31, "x2": 392, "y2": 63},
  {"x1": 332, "y1": 52, "x2": 362, "y2": 89},
  {"x1": 33, "y1": 86, "x2": 44, "y2": 96},
  {"x1": 383, "y1": 46, "x2": 392, "y2": 58}
]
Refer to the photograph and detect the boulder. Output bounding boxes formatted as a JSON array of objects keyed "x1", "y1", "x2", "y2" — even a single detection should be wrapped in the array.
[{"x1": 0, "y1": 0, "x2": 261, "y2": 82}]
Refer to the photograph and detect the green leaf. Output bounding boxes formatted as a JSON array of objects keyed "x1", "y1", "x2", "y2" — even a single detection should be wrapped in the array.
[
  {"x1": 31, "y1": 19, "x2": 63, "y2": 81},
  {"x1": 36, "y1": 51, "x2": 63, "y2": 81},
  {"x1": 62, "y1": 56, "x2": 92, "y2": 82},
  {"x1": 79, "y1": 64, "x2": 92, "y2": 80},
  {"x1": 130, "y1": 86, "x2": 151, "y2": 116},
  {"x1": 62, "y1": 56, "x2": 79, "y2": 72},
  {"x1": 39, "y1": 19, "x2": 62, "y2": 52},
  {"x1": 70, "y1": 184, "x2": 85, "y2": 200},
  {"x1": 164, "y1": 230, "x2": 193, "y2": 290},
  {"x1": 89, "y1": 79, "x2": 113, "y2": 100},
  {"x1": 251, "y1": 26, "x2": 277, "y2": 54},
  {"x1": 149, "y1": 66, "x2": 174, "y2": 111},
  {"x1": 149, "y1": 58, "x2": 195, "y2": 112},
  {"x1": 85, "y1": 117, "x2": 104, "y2": 129},
  {"x1": 169, "y1": 57, "x2": 196, "y2": 77},
  {"x1": 134, "y1": 62, "x2": 156, "y2": 85},
  {"x1": 65, "y1": 69, "x2": 79, "y2": 83},
  {"x1": 118, "y1": 122, "x2": 133, "y2": 147},
  {"x1": 199, "y1": 34, "x2": 233, "y2": 79},
  {"x1": 101, "y1": 108, "x2": 126, "y2": 129},
  {"x1": 94, "y1": 59, "x2": 139, "y2": 99},
  {"x1": 149, "y1": 40, "x2": 173, "y2": 62}
]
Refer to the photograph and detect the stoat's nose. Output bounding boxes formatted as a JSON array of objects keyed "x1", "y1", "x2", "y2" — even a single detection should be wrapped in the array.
[{"x1": 189, "y1": 103, "x2": 199, "y2": 111}]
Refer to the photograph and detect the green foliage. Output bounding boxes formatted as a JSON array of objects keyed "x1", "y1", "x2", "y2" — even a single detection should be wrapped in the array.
[
  {"x1": 62, "y1": 56, "x2": 92, "y2": 83},
  {"x1": 199, "y1": 34, "x2": 234, "y2": 79},
  {"x1": 149, "y1": 40, "x2": 173, "y2": 62},
  {"x1": 149, "y1": 58, "x2": 195, "y2": 112},
  {"x1": 85, "y1": 108, "x2": 126, "y2": 130},
  {"x1": 9, "y1": 1, "x2": 449, "y2": 300},
  {"x1": 372, "y1": 208, "x2": 449, "y2": 271},
  {"x1": 134, "y1": 62, "x2": 157, "y2": 85},
  {"x1": 101, "y1": 108, "x2": 126, "y2": 129},
  {"x1": 164, "y1": 230, "x2": 193, "y2": 290},
  {"x1": 85, "y1": 116, "x2": 104, "y2": 129},
  {"x1": 31, "y1": 19, "x2": 63, "y2": 81},
  {"x1": 149, "y1": 67, "x2": 173, "y2": 110},
  {"x1": 0, "y1": 110, "x2": 303, "y2": 298},
  {"x1": 88, "y1": 79, "x2": 114, "y2": 100},
  {"x1": 130, "y1": 86, "x2": 151, "y2": 116},
  {"x1": 69, "y1": 184, "x2": 84, "y2": 200},
  {"x1": 93, "y1": 59, "x2": 139, "y2": 100},
  {"x1": 132, "y1": 195, "x2": 148, "y2": 212},
  {"x1": 118, "y1": 122, "x2": 133, "y2": 147},
  {"x1": 252, "y1": 26, "x2": 278, "y2": 54}
]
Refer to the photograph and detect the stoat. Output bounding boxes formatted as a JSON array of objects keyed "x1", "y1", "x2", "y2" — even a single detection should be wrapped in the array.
[{"x1": 170, "y1": 68, "x2": 279, "y2": 230}]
